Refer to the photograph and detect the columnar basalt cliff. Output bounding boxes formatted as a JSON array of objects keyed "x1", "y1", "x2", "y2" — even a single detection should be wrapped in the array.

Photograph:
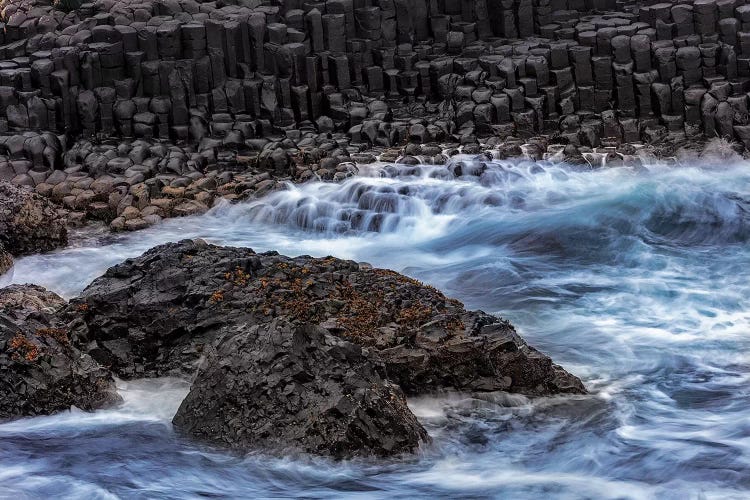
[
  {"x1": 2, "y1": 0, "x2": 748, "y2": 231},
  {"x1": 2, "y1": 0, "x2": 750, "y2": 146}
]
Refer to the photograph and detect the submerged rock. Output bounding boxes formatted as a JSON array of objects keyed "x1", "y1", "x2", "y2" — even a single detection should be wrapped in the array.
[
  {"x1": 0, "y1": 182, "x2": 68, "y2": 256},
  {"x1": 0, "y1": 285, "x2": 121, "y2": 422},
  {"x1": 71, "y1": 239, "x2": 585, "y2": 397},
  {"x1": 172, "y1": 320, "x2": 429, "y2": 458}
]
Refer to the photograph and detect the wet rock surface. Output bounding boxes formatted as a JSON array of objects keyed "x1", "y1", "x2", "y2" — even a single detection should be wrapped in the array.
[
  {"x1": 0, "y1": 284, "x2": 121, "y2": 422},
  {"x1": 0, "y1": 244, "x2": 12, "y2": 275},
  {"x1": 172, "y1": 320, "x2": 429, "y2": 458},
  {"x1": 0, "y1": 181, "x2": 68, "y2": 257},
  {"x1": 71, "y1": 239, "x2": 585, "y2": 397},
  {"x1": 0, "y1": 240, "x2": 584, "y2": 456}
]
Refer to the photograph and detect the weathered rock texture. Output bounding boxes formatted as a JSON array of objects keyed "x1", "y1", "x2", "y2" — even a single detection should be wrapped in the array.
[
  {"x1": 0, "y1": 180, "x2": 67, "y2": 256},
  {"x1": 66, "y1": 239, "x2": 583, "y2": 456},
  {"x1": 0, "y1": 284, "x2": 121, "y2": 421},
  {"x1": 1, "y1": 0, "x2": 750, "y2": 148},
  {"x1": 0, "y1": 0, "x2": 747, "y2": 148},
  {"x1": 70, "y1": 239, "x2": 585, "y2": 397},
  {"x1": 172, "y1": 320, "x2": 430, "y2": 458},
  {"x1": 0, "y1": 243, "x2": 12, "y2": 275},
  {"x1": 0, "y1": 240, "x2": 584, "y2": 456}
]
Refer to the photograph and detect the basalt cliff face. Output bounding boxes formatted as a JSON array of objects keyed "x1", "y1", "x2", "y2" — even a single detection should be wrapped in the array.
[
  {"x1": 0, "y1": 240, "x2": 585, "y2": 458},
  {"x1": 1, "y1": 0, "x2": 748, "y2": 232}
]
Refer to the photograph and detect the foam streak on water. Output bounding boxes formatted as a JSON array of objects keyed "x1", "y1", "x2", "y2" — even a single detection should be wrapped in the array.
[{"x1": 1, "y1": 157, "x2": 750, "y2": 498}]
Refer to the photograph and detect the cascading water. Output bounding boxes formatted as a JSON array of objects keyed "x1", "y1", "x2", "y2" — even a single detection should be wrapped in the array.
[{"x1": 2, "y1": 156, "x2": 750, "y2": 498}]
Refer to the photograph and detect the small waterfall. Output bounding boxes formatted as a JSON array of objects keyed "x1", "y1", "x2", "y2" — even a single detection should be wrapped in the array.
[
  {"x1": 245, "y1": 157, "x2": 585, "y2": 236},
  {"x1": 582, "y1": 150, "x2": 609, "y2": 168},
  {"x1": 242, "y1": 156, "x2": 750, "y2": 253},
  {"x1": 543, "y1": 145, "x2": 566, "y2": 163},
  {"x1": 520, "y1": 144, "x2": 539, "y2": 161}
]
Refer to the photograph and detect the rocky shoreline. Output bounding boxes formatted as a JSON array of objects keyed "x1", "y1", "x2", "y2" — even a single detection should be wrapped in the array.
[
  {"x1": 3, "y1": 0, "x2": 750, "y2": 233},
  {"x1": 0, "y1": 239, "x2": 585, "y2": 458},
  {"x1": 1, "y1": 0, "x2": 747, "y2": 473},
  {"x1": 0, "y1": 180, "x2": 68, "y2": 272},
  {"x1": 1, "y1": 134, "x2": 743, "y2": 236}
]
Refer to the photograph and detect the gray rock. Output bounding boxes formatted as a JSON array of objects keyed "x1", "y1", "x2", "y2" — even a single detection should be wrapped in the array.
[
  {"x1": 172, "y1": 319, "x2": 429, "y2": 458},
  {"x1": 0, "y1": 181, "x2": 67, "y2": 255},
  {"x1": 0, "y1": 284, "x2": 121, "y2": 422},
  {"x1": 71, "y1": 240, "x2": 586, "y2": 398},
  {"x1": 0, "y1": 244, "x2": 12, "y2": 275}
]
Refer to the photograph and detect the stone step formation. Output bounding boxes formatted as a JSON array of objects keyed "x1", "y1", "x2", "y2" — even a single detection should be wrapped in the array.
[{"x1": 0, "y1": 0, "x2": 748, "y2": 230}]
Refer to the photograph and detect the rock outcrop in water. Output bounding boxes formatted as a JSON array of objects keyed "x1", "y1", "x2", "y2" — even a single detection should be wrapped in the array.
[
  {"x1": 0, "y1": 181, "x2": 68, "y2": 258},
  {"x1": 0, "y1": 240, "x2": 584, "y2": 457},
  {"x1": 172, "y1": 319, "x2": 429, "y2": 458},
  {"x1": 71, "y1": 239, "x2": 585, "y2": 396},
  {"x1": 62, "y1": 239, "x2": 584, "y2": 456},
  {"x1": 0, "y1": 284, "x2": 121, "y2": 422}
]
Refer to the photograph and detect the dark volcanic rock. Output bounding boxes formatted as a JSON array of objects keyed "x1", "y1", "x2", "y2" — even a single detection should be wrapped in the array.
[
  {"x1": 0, "y1": 244, "x2": 12, "y2": 276},
  {"x1": 384, "y1": 311, "x2": 585, "y2": 396},
  {"x1": 0, "y1": 182, "x2": 68, "y2": 256},
  {"x1": 2, "y1": 0, "x2": 750, "y2": 230},
  {"x1": 53, "y1": 239, "x2": 587, "y2": 457},
  {"x1": 72, "y1": 239, "x2": 585, "y2": 396},
  {"x1": 172, "y1": 320, "x2": 429, "y2": 458},
  {"x1": 0, "y1": 285, "x2": 121, "y2": 422}
]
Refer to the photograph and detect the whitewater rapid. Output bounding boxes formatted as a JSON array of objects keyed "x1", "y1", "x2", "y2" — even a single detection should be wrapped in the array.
[{"x1": 2, "y1": 157, "x2": 749, "y2": 498}]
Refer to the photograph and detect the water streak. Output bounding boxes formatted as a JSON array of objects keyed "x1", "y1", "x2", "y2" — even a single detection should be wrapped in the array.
[{"x1": 2, "y1": 156, "x2": 749, "y2": 498}]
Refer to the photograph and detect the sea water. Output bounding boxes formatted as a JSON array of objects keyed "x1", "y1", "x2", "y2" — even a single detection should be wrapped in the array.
[{"x1": 2, "y1": 157, "x2": 749, "y2": 499}]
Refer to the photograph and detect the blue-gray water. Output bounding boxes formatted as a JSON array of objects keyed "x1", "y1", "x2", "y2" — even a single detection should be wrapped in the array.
[{"x1": 1, "y1": 157, "x2": 749, "y2": 499}]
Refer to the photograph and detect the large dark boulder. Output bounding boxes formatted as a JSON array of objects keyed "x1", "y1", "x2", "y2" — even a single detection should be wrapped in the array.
[
  {"x1": 0, "y1": 284, "x2": 121, "y2": 422},
  {"x1": 51, "y1": 239, "x2": 588, "y2": 458},
  {"x1": 71, "y1": 239, "x2": 585, "y2": 396},
  {"x1": 0, "y1": 181, "x2": 67, "y2": 256},
  {"x1": 172, "y1": 320, "x2": 429, "y2": 458}
]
